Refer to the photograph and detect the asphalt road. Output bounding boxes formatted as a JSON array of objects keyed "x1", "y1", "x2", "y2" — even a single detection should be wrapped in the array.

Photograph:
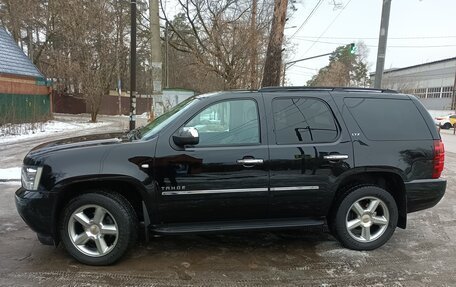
[
  {"x1": 1, "y1": 117, "x2": 456, "y2": 286},
  {"x1": 440, "y1": 128, "x2": 456, "y2": 154}
]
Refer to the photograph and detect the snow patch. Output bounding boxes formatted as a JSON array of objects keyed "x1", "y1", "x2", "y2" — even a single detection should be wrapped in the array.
[
  {"x1": 0, "y1": 167, "x2": 21, "y2": 181},
  {"x1": 0, "y1": 120, "x2": 110, "y2": 144},
  {"x1": 315, "y1": 242, "x2": 370, "y2": 259}
]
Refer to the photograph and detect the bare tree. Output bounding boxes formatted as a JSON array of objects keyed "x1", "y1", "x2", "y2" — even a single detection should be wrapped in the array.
[
  {"x1": 261, "y1": 0, "x2": 288, "y2": 87},
  {"x1": 161, "y1": 0, "x2": 273, "y2": 91},
  {"x1": 307, "y1": 42, "x2": 370, "y2": 87},
  {"x1": 249, "y1": 0, "x2": 258, "y2": 89},
  {"x1": 0, "y1": 0, "x2": 277, "y2": 120}
]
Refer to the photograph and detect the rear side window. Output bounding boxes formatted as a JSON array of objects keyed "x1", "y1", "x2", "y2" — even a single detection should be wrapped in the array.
[
  {"x1": 272, "y1": 98, "x2": 338, "y2": 144},
  {"x1": 344, "y1": 97, "x2": 432, "y2": 140}
]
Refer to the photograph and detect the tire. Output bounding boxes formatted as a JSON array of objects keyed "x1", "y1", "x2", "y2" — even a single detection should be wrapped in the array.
[
  {"x1": 59, "y1": 191, "x2": 138, "y2": 265},
  {"x1": 442, "y1": 122, "x2": 452, "y2": 129},
  {"x1": 332, "y1": 185, "x2": 398, "y2": 250}
]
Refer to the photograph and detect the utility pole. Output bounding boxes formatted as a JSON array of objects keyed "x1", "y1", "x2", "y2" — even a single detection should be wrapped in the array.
[
  {"x1": 374, "y1": 0, "x2": 392, "y2": 89},
  {"x1": 261, "y1": 0, "x2": 288, "y2": 87},
  {"x1": 150, "y1": 0, "x2": 162, "y2": 117},
  {"x1": 249, "y1": 0, "x2": 258, "y2": 89},
  {"x1": 130, "y1": 0, "x2": 137, "y2": 131},
  {"x1": 116, "y1": 15, "x2": 122, "y2": 116},
  {"x1": 165, "y1": 21, "x2": 169, "y2": 88}
]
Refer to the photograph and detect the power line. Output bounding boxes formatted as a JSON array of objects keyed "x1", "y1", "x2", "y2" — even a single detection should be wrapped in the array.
[
  {"x1": 289, "y1": 0, "x2": 324, "y2": 40},
  {"x1": 294, "y1": 38, "x2": 456, "y2": 48},
  {"x1": 287, "y1": 71, "x2": 317, "y2": 76},
  {"x1": 297, "y1": 0, "x2": 353, "y2": 60},
  {"x1": 294, "y1": 35, "x2": 456, "y2": 40},
  {"x1": 294, "y1": 65, "x2": 319, "y2": 70}
]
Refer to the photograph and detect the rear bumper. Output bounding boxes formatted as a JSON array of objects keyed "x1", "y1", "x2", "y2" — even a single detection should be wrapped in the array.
[
  {"x1": 405, "y1": 178, "x2": 446, "y2": 213},
  {"x1": 15, "y1": 187, "x2": 58, "y2": 245}
]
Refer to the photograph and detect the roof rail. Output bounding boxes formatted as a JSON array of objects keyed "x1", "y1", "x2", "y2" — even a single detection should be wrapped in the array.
[
  {"x1": 258, "y1": 86, "x2": 398, "y2": 94},
  {"x1": 332, "y1": 87, "x2": 398, "y2": 93},
  {"x1": 259, "y1": 86, "x2": 333, "y2": 92}
]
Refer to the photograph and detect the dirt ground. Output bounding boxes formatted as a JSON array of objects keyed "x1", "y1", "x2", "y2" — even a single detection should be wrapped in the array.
[{"x1": 1, "y1": 116, "x2": 455, "y2": 286}]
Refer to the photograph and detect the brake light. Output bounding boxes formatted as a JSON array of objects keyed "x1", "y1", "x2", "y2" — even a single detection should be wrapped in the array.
[
  {"x1": 432, "y1": 139, "x2": 445, "y2": 179},
  {"x1": 435, "y1": 117, "x2": 444, "y2": 120}
]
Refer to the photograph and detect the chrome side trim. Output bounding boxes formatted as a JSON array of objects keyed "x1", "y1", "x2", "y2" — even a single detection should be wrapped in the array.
[
  {"x1": 270, "y1": 186, "x2": 319, "y2": 191},
  {"x1": 162, "y1": 186, "x2": 320, "y2": 195},
  {"x1": 162, "y1": 187, "x2": 268, "y2": 196}
]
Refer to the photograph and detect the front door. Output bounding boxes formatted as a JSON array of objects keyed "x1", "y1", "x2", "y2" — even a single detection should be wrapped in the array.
[
  {"x1": 264, "y1": 92, "x2": 353, "y2": 218},
  {"x1": 154, "y1": 95, "x2": 269, "y2": 223}
]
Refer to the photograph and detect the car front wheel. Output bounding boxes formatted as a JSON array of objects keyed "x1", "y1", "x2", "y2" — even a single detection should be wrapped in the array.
[
  {"x1": 333, "y1": 185, "x2": 398, "y2": 250},
  {"x1": 60, "y1": 191, "x2": 138, "y2": 265}
]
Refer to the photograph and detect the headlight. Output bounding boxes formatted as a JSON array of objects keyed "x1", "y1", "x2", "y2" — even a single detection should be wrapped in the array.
[{"x1": 21, "y1": 166, "x2": 43, "y2": 190}]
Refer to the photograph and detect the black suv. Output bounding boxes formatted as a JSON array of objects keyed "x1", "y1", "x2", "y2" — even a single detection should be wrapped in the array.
[{"x1": 15, "y1": 87, "x2": 446, "y2": 265}]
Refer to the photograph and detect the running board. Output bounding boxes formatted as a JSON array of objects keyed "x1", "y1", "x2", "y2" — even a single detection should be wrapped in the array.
[{"x1": 150, "y1": 218, "x2": 325, "y2": 235}]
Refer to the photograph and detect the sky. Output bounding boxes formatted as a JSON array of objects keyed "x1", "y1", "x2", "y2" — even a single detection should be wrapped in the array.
[{"x1": 284, "y1": 0, "x2": 456, "y2": 85}]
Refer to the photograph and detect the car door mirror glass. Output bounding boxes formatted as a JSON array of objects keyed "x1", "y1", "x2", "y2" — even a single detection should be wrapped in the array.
[{"x1": 173, "y1": 127, "x2": 199, "y2": 146}]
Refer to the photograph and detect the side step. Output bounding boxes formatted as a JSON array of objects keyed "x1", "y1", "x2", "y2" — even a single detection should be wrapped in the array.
[{"x1": 150, "y1": 218, "x2": 325, "y2": 235}]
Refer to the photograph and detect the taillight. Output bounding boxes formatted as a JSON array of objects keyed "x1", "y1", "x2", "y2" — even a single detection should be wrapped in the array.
[
  {"x1": 432, "y1": 139, "x2": 445, "y2": 179},
  {"x1": 435, "y1": 117, "x2": 444, "y2": 120}
]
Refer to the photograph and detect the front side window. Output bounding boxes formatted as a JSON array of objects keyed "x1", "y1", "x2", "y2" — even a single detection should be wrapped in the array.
[
  {"x1": 140, "y1": 96, "x2": 199, "y2": 140},
  {"x1": 184, "y1": 99, "x2": 260, "y2": 146},
  {"x1": 272, "y1": 98, "x2": 338, "y2": 144}
]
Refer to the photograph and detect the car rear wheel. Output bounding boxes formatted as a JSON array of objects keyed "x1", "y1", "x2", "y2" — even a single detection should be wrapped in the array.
[
  {"x1": 333, "y1": 185, "x2": 398, "y2": 250},
  {"x1": 60, "y1": 191, "x2": 138, "y2": 265},
  {"x1": 442, "y1": 122, "x2": 452, "y2": 129}
]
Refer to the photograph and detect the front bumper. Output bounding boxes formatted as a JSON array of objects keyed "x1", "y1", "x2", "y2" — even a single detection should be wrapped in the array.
[
  {"x1": 15, "y1": 187, "x2": 58, "y2": 245},
  {"x1": 405, "y1": 178, "x2": 446, "y2": 213}
]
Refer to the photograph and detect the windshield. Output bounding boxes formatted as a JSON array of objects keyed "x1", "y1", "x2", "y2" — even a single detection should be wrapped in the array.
[{"x1": 140, "y1": 96, "x2": 199, "y2": 140}]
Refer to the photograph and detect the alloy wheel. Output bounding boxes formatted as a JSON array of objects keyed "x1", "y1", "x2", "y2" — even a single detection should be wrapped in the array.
[
  {"x1": 67, "y1": 204, "x2": 119, "y2": 257},
  {"x1": 345, "y1": 196, "x2": 390, "y2": 243}
]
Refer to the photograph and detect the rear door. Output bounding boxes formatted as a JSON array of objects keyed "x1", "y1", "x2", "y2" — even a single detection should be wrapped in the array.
[{"x1": 263, "y1": 91, "x2": 354, "y2": 218}]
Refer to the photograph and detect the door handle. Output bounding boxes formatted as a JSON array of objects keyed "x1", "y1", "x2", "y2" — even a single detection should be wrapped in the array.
[
  {"x1": 237, "y1": 158, "x2": 264, "y2": 165},
  {"x1": 323, "y1": 154, "x2": 349, "y2": 160}
]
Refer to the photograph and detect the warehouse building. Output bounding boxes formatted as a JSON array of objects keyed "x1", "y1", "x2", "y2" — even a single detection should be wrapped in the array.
[
  {"x1": 0, "y1": 27, "x2": 51, "y2": 124},
  {"x1": 370, "y1": 57, "x2": 456, "y2": 111}
]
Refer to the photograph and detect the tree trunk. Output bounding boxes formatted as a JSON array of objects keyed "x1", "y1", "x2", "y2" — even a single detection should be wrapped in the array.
[
  {"x1": 261, "y1": 0, "x2": 288, "y2": 87},
  {"x1": 249, "y1": 0, "x2": 258, "y2": 89},
  {"x1": 91, "y1": 111, "x2": 97, "y2": 123}
]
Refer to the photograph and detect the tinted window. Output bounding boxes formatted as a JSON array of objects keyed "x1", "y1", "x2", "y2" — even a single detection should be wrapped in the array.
[
  {"x1": 141, "y1": 97, "x2": 198, "y2": 140},
  {"x1": 184, "y1": 99, "x2": 259, "y2": 146},
  {"x1": 344, "y1": 98, "x2": 432, "y2": 140},
  {"x1": 272, "y1": 98, "x2": 338, "y2": 144}
]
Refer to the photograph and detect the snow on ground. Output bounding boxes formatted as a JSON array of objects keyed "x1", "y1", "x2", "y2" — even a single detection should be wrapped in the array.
[
  {"x1": 0, "y1": 115, "x2": 121, "y2": 180},
  {"x1": 0, "y1": 120, "x2": 110, "y2": 144},
  {"x1": 107, "y1": 112, "x2": 150, "y2": 119},
  {"x1": 0, "y1": 167, "x2": 21, "y2": 181}
]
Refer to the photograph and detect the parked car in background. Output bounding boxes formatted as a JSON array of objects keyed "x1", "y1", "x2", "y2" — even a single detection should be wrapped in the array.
[{"x1": 434, "y1": 114, "x2": 456, "y2": 129}]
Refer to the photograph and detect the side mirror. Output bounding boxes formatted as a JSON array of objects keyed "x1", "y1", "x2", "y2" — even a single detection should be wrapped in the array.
[{"x1": 173, "y1": 127, "x2": 199, "y2": 146}]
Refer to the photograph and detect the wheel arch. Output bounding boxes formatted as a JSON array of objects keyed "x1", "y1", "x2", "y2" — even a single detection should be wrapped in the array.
[
  {"x1": 330, "y1": 170, "x2": 407, "y2": 229},
  {"x1": 51, "y1": 175, "x2": 152, "y2": 243}
]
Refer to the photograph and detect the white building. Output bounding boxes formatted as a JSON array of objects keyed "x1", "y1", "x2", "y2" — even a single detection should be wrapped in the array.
[
  {"x1": 370, "y1": 57, "x2": 456, "y2": 111},
  {"x1": 153, "y1": 88, "x2": 195, "y2": 116}
]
